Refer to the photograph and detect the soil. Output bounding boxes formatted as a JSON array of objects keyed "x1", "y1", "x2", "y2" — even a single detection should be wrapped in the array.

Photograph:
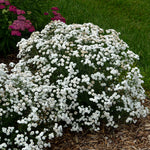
[
  {"x1": 1, "y1": 53, "x2": 150, "y2": 150},
  {"x1": 0, "y1": 52, "x2": 19, "y2": 72}
]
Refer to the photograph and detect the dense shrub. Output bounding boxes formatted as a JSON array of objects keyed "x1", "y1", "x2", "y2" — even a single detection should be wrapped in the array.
[
  {"x1": 0, "y1": 0, "x2": 35, "y2": 56},
  {"x1": 0, "y1": 21, "x2": 148, "y2": 149},
  {"x1": 0, "y1": 0, "x2": 65, "y2": 56}
]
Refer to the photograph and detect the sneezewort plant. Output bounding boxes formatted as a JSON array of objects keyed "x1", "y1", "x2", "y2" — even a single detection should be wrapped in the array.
[{"x1": 0, "y1": 21, "x2": 148, "y2": 149}]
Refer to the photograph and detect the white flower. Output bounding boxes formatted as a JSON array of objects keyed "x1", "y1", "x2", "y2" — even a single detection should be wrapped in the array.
[
  {"x1": 0, "y1": 143, "x2": 7, "y2": 149},
  {"x1": 110, "y1": 69, "x2": 119, "y2": 75}
]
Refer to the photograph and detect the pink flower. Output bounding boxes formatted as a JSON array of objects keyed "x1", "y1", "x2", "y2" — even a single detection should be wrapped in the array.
[
  {"x1": 51, "y1": 7, "x2": 66, "y2": 23},
  {"x1": 5, "y1": 0, "x2": 10, "y2": 5},
  {"x1": 60, "y1": 17, "x2": 66, "y2": 23},
  {"x1": 51, "y1": 7, "x2": 59, "y2": 11},
  {"x1": 9, "y1": 25, "x2": 14, "y2": 29},
  {"x1": 8, "y1": 8, "x2": 35, "y2": 36},
  {"x1": 52, "y1": 11, "x2": 61, "y2": 16},
  {"x1": 0, "y1": 4, "x2": 5, "y2": 9},
  {"x1": 16, "y1": 9, "x2": 25, "y2": 15},
  {"x1": 11, "y1": 30, "x2": 21, "y2": 36},
  {"x1": 25, "y1": 20, "x2": 32, "y2": 29},
  {"x1": 9, "y1": 5, "x2": 17, "y2": 13},
  {"x1": 28, "y1": 26, "x2": 35, "y2": 32},
  {"x1": 44, "y1": 12, "x2": 49, "y2": 15},
  {"x1": 51, "y1": 16, "x2": 66, "y2": 23},
  {"x1": 0, "y1": 0, "x2": 5, "y2": 4},
  {"x1": 9, "y1": 20, "x2": 25, "y2": 31},
  {"x1": 9, "y1": 17, "x2": 35, "y2": 34},
  {"x1": 17, "y1": 15, "x2": 26, "y2": 21}
]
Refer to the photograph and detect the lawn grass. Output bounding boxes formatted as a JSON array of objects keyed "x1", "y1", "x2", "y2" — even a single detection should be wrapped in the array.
[{"x1": 46, "y1": 0, "x2": 150, "y2": 90}]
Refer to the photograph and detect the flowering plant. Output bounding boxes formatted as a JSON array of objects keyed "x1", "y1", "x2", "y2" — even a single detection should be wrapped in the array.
[
  {"x1": 0, "y1": 0, "x2": 35, "y2": 55},
  {"x1": 0, "y1": 0, "x2": 65, "y2": 56},
  {"x1": 44, "y1": 7, "x2": 66, "y2": 23},
  {"x1": 0, "y1": 21, "x2": 148, "y2": 149}
]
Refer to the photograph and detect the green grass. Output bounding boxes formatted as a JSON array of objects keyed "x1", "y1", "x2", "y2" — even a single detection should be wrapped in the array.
[{"x1": 11, "y1": 0, "x2": 150, "y2": 90}]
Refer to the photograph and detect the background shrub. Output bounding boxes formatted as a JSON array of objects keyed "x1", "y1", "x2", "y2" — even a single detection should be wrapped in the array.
[
  {"x1": 0, "y1": 0, "x2": 53, "y2": 56},
  {"x1": 8, "y1": 0, "x2": 52, "y2": 31},
  {"x1": 0, "y1": 0, "x2": 35, "y2": 56}
]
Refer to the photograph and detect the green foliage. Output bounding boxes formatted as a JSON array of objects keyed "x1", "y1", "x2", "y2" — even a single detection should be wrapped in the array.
[
  {"x1": 9, "y1": 0, "x2": 52, "y2": 31},
  {"x1": 0, "y1": 6, "x2": 19, "y2": 55},
  {"x1": 0, "y1": 0, "x2": 53, "y2": 56}
]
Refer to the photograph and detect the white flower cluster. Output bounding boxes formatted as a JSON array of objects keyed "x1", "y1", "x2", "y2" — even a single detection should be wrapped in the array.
[{"x1": 0, "y1": 21, "x2": 148, "y2": 149}]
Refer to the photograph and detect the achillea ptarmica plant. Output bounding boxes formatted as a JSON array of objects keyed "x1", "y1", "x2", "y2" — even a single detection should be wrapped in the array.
[{"x1": 0, "y1": 21, "x2": 148, "y2": 149}]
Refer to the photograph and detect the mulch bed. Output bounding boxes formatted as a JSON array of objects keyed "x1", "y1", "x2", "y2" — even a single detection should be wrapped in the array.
[
  {"x1": 1, "y1": 53, "x2": 150, "y2": 150},
  {"x1": 0, "y1": 52, "x2": 19, "y2": 65}
]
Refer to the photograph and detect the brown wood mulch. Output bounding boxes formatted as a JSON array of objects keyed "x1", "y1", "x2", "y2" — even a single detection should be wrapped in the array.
[
  {"x1": 0, "y1": 52, "x2": 19, "y2": 65},
  {"x1": 1, "y1": 53, "x2": 150, "y2": 150}
]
